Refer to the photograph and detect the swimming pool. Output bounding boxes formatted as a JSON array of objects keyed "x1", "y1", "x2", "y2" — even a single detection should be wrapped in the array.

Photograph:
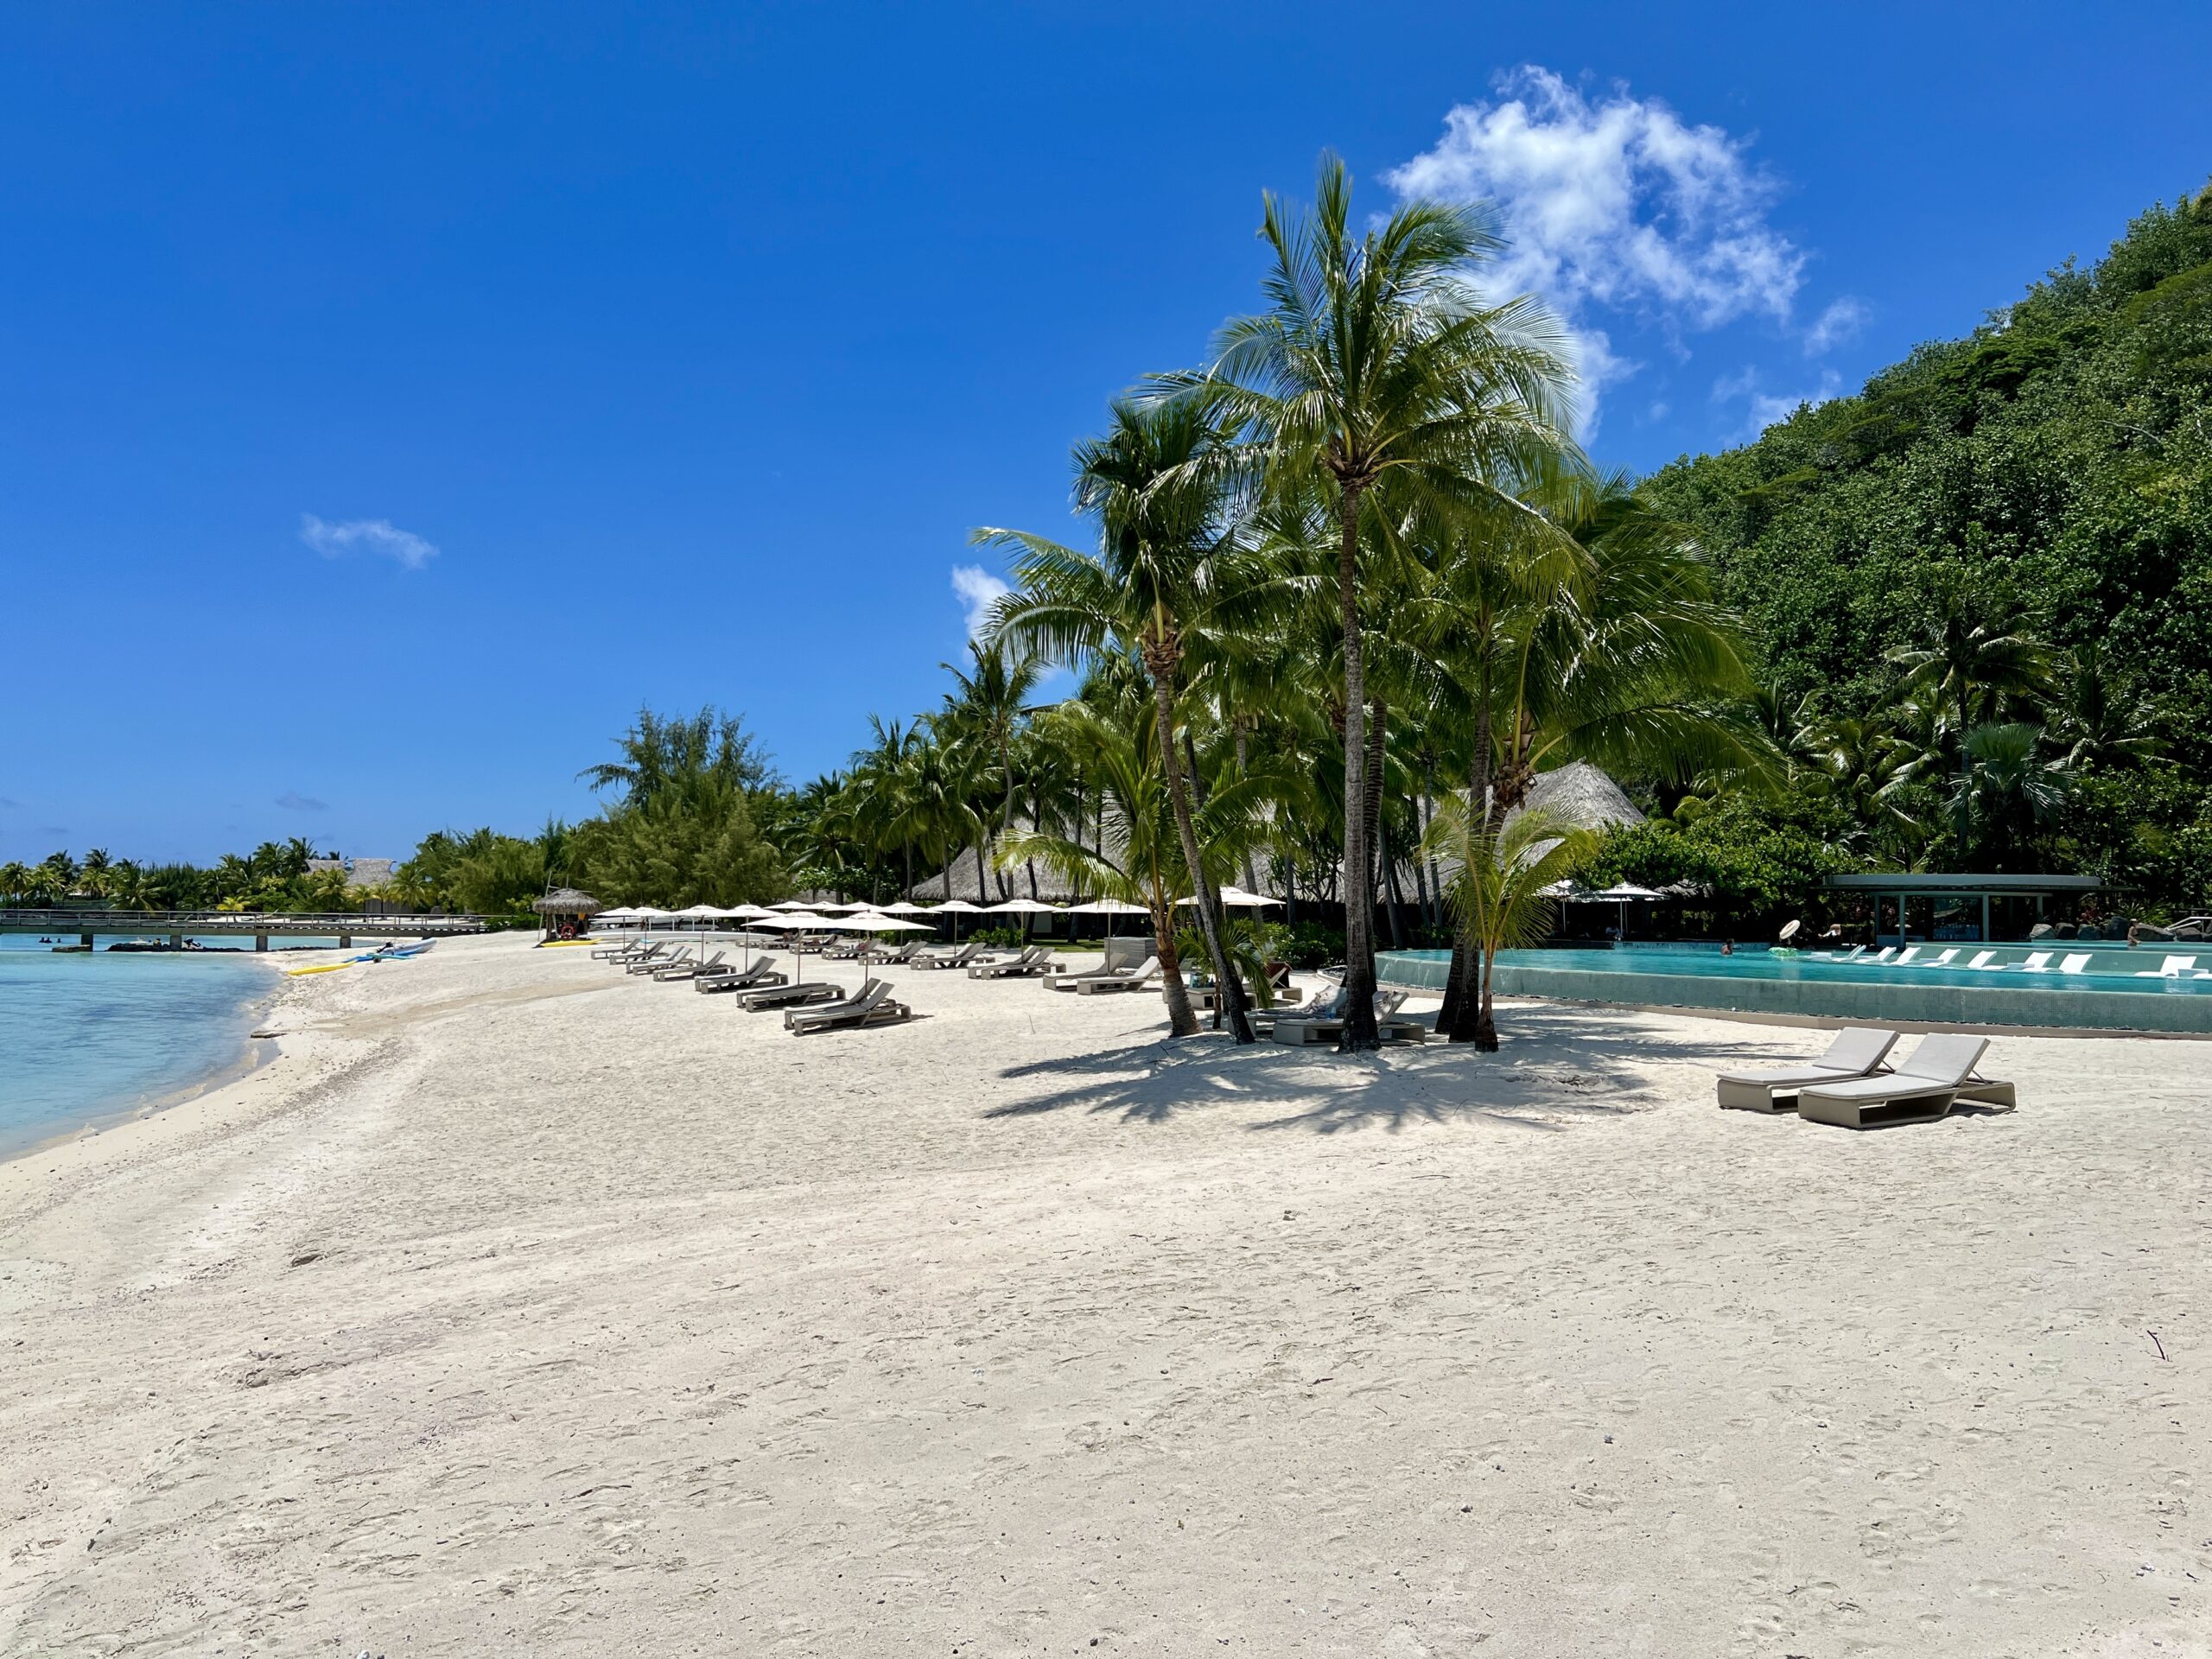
[{"x1": 1374, "y1": 944, "x2": 2212, "y2": 1034}]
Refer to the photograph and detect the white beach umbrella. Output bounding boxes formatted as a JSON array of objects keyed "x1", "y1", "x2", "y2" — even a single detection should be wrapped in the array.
[
  {"x1": 746, "y1": 911, "x2": 844, "y2": 982},
  {"x1": 932, "y1": 897, "x2": 982, "y2": 943},
  {"x1": 769, "y1": 899, "x2": 817, "y2": 912},
  {"x1": 1069, "y1": 895, "x2": 1147, "y2": 941},
  {"x1": 874, "y1": 900, "x2": 929, "y2": 914},
  {"x1": 1173, "y1": 885, "x2": 1281, "y2": 909},
  {"x1": 1589, "y1": 881, "x2": 1662, "y2": 941}
]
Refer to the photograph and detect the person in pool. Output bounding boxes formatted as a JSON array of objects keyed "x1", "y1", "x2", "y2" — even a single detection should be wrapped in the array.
[{"x1": 1720, "y1": 939, "x2": 1735, "y2": 956}]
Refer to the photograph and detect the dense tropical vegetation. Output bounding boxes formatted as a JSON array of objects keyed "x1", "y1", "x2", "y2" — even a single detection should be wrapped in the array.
[{"x1": 18, "y1": 171, "x2": 2208, "y2": 1050}]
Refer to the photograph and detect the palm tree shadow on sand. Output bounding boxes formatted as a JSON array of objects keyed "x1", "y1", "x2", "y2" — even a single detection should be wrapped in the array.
[{"x1": 985, "y1": 1005, "x2": 1773, "y2": 1134}]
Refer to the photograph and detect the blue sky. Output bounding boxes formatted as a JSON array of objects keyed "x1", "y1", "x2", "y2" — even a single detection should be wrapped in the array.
[{"x1": 3, "y1": 3, "x2": 2207, "y2": 865}]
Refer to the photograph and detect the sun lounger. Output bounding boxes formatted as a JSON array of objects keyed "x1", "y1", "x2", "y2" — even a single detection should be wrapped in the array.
[
  {"x1": 1862, "y1": 946, "x2": 1896, "y2": 963},
  {"x1": 2059, "y1": 952, "x2": 2093, "y2": 974},
  {"x1": 1249, "y1": 985, "x2": 1342, "y2": 1036},
  {"x1": 608, "y1": 939, "x2": 668, "y2": 966},
  {"x1": 1892, "y1": 945, "x2": 1921, "y2": 965},
  {"x1": 786, "y1": 976, "x2": 913, "y2": 1034},
  {"x1": 1965, "y1": 950, "x2": 1997, "y2": 969},
  {"x1": 1921, "y1": 948, "x2": 1960, "y2": 968},
  {"x1": 1834, "y1": 944, "x2": 1866, "y2": 961},
  {"x1": 862, "y1": 941, "x2": 918, "y2": 965},
  {"x1": 695, "y1": 956, "x2": 785, "y2": 993},
  {"x1": 1271, "y1": 989, "x2": 1426, "y2": 1046},
  {"x1": 1795, "y1": 1033, "x2": 2017, "y2": 1129},
  {"x1": 2136, "y1": 954, "x2": 2198, "y2": 978},
  {"x1": 734, "y1": 978, "x2": 846, "y2": 1011},
  {"x1": 653, "y1": 950, "x2": 725, "y2": 982},
  {"x1": 627, "y1": 945, "x2": 690, "y2": 975},
  {"x1": 592, "y1": 937, "x2": 644, "y2": 960},
  {"x1": 1715, "y1": 1026, "x2": 1900, "y2": 1113},
  {"x1": 1047, "y1": 955, "x2": 1161, "y2": 995},
  {"x1": 911, "y1": 940, "x2": 987, "y2": 970},
  {"x1": 2007, "y1": 951, "x2": 2054, "y2": 972},
  {"x1": 970, "y1": 944, "x2": 1062, "y2": 979}
]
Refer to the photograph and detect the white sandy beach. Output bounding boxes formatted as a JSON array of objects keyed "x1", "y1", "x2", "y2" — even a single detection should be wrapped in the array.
[{"x1": 2, "y1": 931, "x2": 2208, "y2": 1656}]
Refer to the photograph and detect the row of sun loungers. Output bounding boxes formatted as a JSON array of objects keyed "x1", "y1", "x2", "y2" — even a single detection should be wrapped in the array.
[
  {"x1": 1840, "y1": 944, "x2": 2210, "y2": 978},
  {"x1": 1716, "y1": 1026, "x2": 2017, "y2": 1128},
  {"x1": 594, "y1": 938, "x2": 913, "y2": 1034}
]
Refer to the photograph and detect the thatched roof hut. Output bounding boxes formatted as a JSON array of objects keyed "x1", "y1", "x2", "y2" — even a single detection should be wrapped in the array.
[{"x1": 530, "y1": 887, "x2": 603, "y2": 915}]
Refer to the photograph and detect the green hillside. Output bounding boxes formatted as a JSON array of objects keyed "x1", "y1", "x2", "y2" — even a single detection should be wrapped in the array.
[{"x1": 1643, "y1": 183, "x2": 2212, "y2": 912}]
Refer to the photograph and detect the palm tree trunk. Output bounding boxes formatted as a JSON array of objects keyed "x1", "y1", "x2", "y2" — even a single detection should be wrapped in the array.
[
  {"x1": 1336, "y1": 487, "x2": 1379, "y2": 1051},
  {"x1": 974, "y1": 831, "x2": 988, "y2": 906},
  {"x1": 1153, "y1": 897, "x2": 1200, "y2": 1037},
  {"x1": 1440, "y1": 705, "x2": 1492, "y2": 1043},
  {"x1": 1474, "y1": 934, "x2": 1501, "y2": 1052},
  {"x1": 1234, "y1": 721, "x2": 1261, "y2": 894},
  {"x1": 1153, "y1": 669, "x2": 1255, "y2": 1044}
]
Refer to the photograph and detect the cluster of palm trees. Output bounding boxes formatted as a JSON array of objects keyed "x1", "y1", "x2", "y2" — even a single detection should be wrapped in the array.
[
  {"x1": 1757, "y1": 598, "x2": 2160, "y2": 868},
  {"x1": 0, "y1": 839, "x2": 355, "y2": 912},
  {"x1": 799, "y1": 156, "x2": 1764, "y2": 1050}
]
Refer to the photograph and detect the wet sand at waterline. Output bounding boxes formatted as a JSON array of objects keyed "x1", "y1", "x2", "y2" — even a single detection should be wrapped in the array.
[{"x1": 2, "y1": 931, "x2": 2206, "y2": 1655}]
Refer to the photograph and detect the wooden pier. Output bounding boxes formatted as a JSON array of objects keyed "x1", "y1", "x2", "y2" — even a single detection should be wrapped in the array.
[{"x1": 0, "y1": 909, "x2": 486, "y2": 951}]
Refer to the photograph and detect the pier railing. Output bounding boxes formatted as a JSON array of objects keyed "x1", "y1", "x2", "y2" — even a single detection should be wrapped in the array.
[{"x1": 0, "y1": 909, "x2": 486, "y2": 947}]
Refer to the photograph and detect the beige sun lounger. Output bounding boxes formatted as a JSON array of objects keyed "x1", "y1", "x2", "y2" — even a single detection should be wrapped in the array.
[
  {"x1": 655, "y1": 950, "x2": 725, "y2": 981},
  {"x1": 735, "y1": 978, "x2": 847, "y2": 1011},
  {"x1": 970, "y1": 944, "x2": 1062, "y2": 978},
  {"x1": 1046, "y1": 955, "x2": 1161, "y2": 995},
  {"x1": 785, "y1": 977, "x2": 912, "y2": 1033},
  {"x1": 1715, "y1": 1026, "x2": 1899, "y2": 1113},
  {"x1": 1795, "y1": 1033, "x2": 2017, "y2": 1129},
  {"x1": 1271, "y1": 989, "x2": 1425, "y2": 1046},
  {"x1": 695, "y1": 956, "x2": 785, "y2": 993},
  {"x1": 911, "y1": 940, "x2": 986, "y2": 970}
]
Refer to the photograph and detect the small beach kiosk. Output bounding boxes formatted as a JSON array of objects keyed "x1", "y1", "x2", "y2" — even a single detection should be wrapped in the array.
[{"x1": 531, "y1": 887, "x2": 604, "y2": 942}]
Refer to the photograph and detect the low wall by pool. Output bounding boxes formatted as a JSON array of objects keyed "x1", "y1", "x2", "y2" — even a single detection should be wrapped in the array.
[{"x1": 1375, "y1": 947, "x2": 2212, "y2": 1035}]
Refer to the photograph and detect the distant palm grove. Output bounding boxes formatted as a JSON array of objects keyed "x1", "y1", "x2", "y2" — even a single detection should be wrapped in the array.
[{"x1": 10, "y1": 166, "x2": 2209, "y2": 1048}]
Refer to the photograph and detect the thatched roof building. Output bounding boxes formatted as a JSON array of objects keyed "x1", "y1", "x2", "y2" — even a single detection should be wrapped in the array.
[{"x1": 530, "y1": 887, "x2": 603, "y2": 916}]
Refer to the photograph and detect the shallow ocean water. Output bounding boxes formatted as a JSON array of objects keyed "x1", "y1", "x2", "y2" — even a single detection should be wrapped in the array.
[{"x1": 0, "y1": 942, "x2": 276, "y2": 1158}]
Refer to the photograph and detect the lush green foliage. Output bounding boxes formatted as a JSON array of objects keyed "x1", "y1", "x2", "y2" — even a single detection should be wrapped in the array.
[
  {"x1": 0, "y1": 840, "x2": 357, "y2": 912},
  {"x1": 1643, "y1": 183, "x2": 2212, "y2": 902}
]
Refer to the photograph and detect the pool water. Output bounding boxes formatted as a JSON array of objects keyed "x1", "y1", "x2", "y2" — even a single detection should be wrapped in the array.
[{"x1": 1376, "y1": 943, "x2": 2212, "y2": 1033}]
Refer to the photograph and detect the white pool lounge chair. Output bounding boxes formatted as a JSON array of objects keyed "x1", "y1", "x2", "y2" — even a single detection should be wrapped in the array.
[
  {"x1": 2136, "y1": 954, "x2": 2198, "y2": 978},
  {"x1": 2059, "y1": 952, "x2": 2093, "y2": 974},
  {"x1": 1715, "y1": 1027, "x2": 1901, "y2": 1113},
  {"x1": 1834, "y1": 944, "x2": 1867, "y2": 961},
  {"x1": 1966, "y1": 950, "x2": 1998, "y2": 969},
  {"x1": 785, "y1": 976, "x2": 913, "y2": 1034},
  {"x1": 1922, "y1": 948, "x2": 1961, "y2": 968},
  {"x1": 1795, "y1": 1033, "x2": 2018, "y2": 1129},
  {"x1": 2008, "y1": 951, "x2": 2054, "y2": 972},
  {"x1": 1893, "y1": 946, "x2": 1922, "y2": 965}
]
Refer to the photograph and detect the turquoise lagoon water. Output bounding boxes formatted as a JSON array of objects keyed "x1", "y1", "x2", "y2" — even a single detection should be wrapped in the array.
[
  {"x1": 0, "y1": 941, "x2": 278, "y2": 1159},
  {"x1": 1376, "y1": 942, "x2": 2212, "y2": 1033}
]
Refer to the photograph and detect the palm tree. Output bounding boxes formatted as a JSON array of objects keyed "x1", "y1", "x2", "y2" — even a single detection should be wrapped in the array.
[
  {"x1": 1423, "y1": 800, "x2": 1592, "y2": 1050},
  {"x1": 1946, "y1": 722, "x2": 2074, "y2": 867},
  {"x1": 1178, "y1": 152, "x2": 1580, "y2": 1048},
  {"x1": 2051, "y1": 641, "x2": 2163, "y2": 771},
  {"x1": 1405, "y1": 478, "x2": 1767, "y2": 1040},
  {"x1": 981, "y1": 397, "x2": 1267, "y2": 1043},
  {"x1": 938, "y1": 638, "x2": 1044, "y2": 893}
]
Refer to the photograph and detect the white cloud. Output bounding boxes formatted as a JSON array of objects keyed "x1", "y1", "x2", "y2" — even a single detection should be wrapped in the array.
[
  {"x1": 1388, "y1": 67, "x2": 1808, "y2": 435},
  {"x1": 275, "y1": 791, "x2": 327, "y2": 812},
  {"x1": 1805, "y1": 296, "x2": 1869, "y2": 356},
  {"x1": 299, "y1": 513, "x2": 439, "y2": 570},
  {"x1": 1389, "y1": 67, "x2": 1805, "y2": 330},
  {"x1": 950, "y1": 564, "x2": 1011, "y2": 640}
]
